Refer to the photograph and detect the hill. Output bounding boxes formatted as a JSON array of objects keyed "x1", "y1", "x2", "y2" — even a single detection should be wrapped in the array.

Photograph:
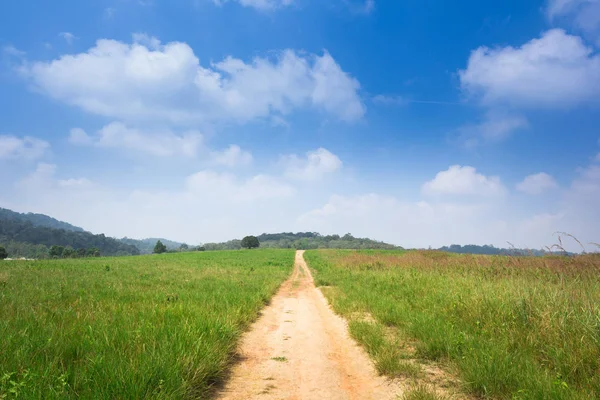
[
  {"x1": 0, "y1": 210, "x2": 139, "y2": 258},
  {"x1": 119, "y1": 237, "x2": 185, "y2": 254},
  {"x1": 0, "y1": 207, "x2": 85, "y2": 232},
  {"x1": 203, "y1": 232, "x2": 402, "y2": 250}
]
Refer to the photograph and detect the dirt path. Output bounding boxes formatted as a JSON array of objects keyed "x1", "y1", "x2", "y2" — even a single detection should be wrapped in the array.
[{"x1": 216, "y1": 250, "x2": 403, "y2": 400}]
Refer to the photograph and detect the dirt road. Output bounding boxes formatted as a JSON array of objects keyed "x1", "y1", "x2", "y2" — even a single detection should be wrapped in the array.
[{"x1": 216, "y1": 250, "x2": 402, "y2": 400}]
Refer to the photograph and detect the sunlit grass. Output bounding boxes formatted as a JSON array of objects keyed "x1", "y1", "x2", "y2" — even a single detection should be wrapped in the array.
[
  {"x1": 305, "y1": 249, "x2": 600, "y2": 400},
  {"x1": 0, "y1": 249, "x2": 294, "y2": 399}
]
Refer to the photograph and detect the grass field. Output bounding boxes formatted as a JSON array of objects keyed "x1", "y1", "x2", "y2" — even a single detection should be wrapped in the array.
[
  {"x1": 0, "y1": 249, "x2": 294, "y2": 399},
  {"x1": 305, "y1": 249, "x2": 600, "y2": 400}
]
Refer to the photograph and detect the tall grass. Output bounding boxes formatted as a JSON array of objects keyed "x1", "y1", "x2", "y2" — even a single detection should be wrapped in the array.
[
  {"x1": 0, "y1": 249, "x2": 294, "y2": 399},
  {"x1": 305, "y1": 250, "x2": 600, "y2": 400}
]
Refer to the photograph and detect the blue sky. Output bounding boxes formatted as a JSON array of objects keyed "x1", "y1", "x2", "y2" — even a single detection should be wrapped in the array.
[{"x1": 1, "y1": 0, "x2": 599, "y2": 250}]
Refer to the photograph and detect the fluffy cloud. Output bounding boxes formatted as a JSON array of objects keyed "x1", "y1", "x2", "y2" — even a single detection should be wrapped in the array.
[
  {"x1": 547, "y1": 0, "x2": 600, "y2": 43},
  {"x1": 459, "y1": 29, "x2": 600, "y2": 108},
  {"x1": 422, "y1": 165, "x2": 506, "y2": 197},
  {"x1": 7, "y1": 163, "x2": 296, "y2": 243},
  {"x1": 212, "y1": 0, "x2": 293, "y2": 11},
  {"x1": 210, "y1": 145, "x2": 253, "y2": 168},
  {"x1": 23, "y1": 36, "x2": 364, "y2": 125},
  {"x1": 69, "y1": 122, "x2": 203, "y2": 157},
  {"x1": 17, "y1": 163, "x2": 92, "y2": 191},
  {"x1": 516, "y1": 173, "x2": 559, "y2": 195},
  {"x1": 185, "y1": 170, "x2": 294, "y2": 201},
  {"x1": 458, "y1": 111, "x2": 528, "y2": 147},
  {"x1": 558, "y1": 164, "x2": 600, "y2": 249},
  {"x1": 298, "y1": 194, "x2": 513, "y2": 249},
  {"x1": 58, "y1": 178, "x2": 93, "y2": 188},
  {"x1": 281, "y1": 148, "x2": 342, "y2": 181},
  {"x1": 4, "y1": 159, "x2": 599, "y2": 251},
  {"x1": 571, "y1": 164, "x2": 600, "y2": 193},
  {"x1": 59, "y1": 32, "x2": 77, "y2": 45},
  {"x1": 0, "y1": 135, "x2": 49, "y2": 160}
]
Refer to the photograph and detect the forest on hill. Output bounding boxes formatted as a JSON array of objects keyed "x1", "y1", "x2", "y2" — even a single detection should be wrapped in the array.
[
  {"x1": 202, "y1": 232, "x2": 402, "y2": 251},
  {"x1": 0, "y1": 210, "x2": 139, "y2": 258},
  {"x1": 0, "y1": 208, "x2": 84, "y2": 232}
]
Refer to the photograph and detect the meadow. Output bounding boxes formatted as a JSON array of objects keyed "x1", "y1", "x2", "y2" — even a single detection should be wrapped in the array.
[
  {"x1": 0, "y1": 249, "x2": 294, "y2": 399},
  {"x1": 305, "y1": 250, "x2": 600, "y2": 400}
]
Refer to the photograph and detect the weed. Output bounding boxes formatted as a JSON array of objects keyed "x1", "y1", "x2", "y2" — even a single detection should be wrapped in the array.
[
  {"x1": 402, "y1": 385, "x2": 448, "y2": 400},
  {"x1": 271, "y1": 357, "x2": 288, "y2": 362},
  {"x1": 260, "y1": 383, "x2": 277, "y2": 394}
]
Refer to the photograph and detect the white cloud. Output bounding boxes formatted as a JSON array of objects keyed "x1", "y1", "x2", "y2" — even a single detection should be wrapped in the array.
[
  {"x1": 58, "y1": 178, "x2": 93, "y2": 188},
  {"x1": 18, "y1": 163, "x2": 93, "y2": 191},
  {"x1": 519, "y1": 213, "x2": 565, "y2": 238},
  {"x1": 186, "y1": 170, "x2": 294, "y2": 201},
  {"x1": 69, "y1": 122, "x2": 203, "y2": 157},
  {"x1": 571, "y1": 164, "x2": 600, "y2": 193},
  {"x1": 372, "y1": 94, "x2": 408, "y2": 106},
  {"x1": 558, "y1": 163, "x2": 600, "y2": 249},
  {"x1": 363, "y1": 0, "x2": 375, "y2": 14},
  {"x1": 4, "y1": 158, "x2": 599, "y2": 252},
  {"x1": 212, "y1": 0, "x2": 293, "y2": 11},
  {"x1": 547, "y1": 0, "x2": 600, "y2": 44},
  {"x1": 210, "y1": 145, "x2": 253, "y2": 168},
  {"x1": 0, "y1": 135, "x2": 49, "y2": 160},
  {"x1": 59, "y1": 32, "x2": 77, "y2": 45},
  {"x1": 23, "y1": 36, "x2": 364, "y2": 125},
  {"x1": 458, "y1": 111, "x2": 528, "y2": 147},
  {"x1": 459, "y1": 29, "x2": 600, "y2": 108},
  {"x1": 5, "y1": 162, "x2": 297, "y2": 243},
  {"x1": 281, "y1": 148, "x2": 342, "y2": 181},
  {"x1": 68, "y1": 128, "x2": 93, "y2": 145},
  {"x1": 3, "y1": 45, "x2": 25, "y2": 58},
  {"x1": 298, "y1": 194, "x2": 510, "y2": 249},
  {"x1": 422, "y1": 165, "x2": 506, "y2": 197},
  {"x1": 517, "y1": 172, "x2": 559, "y2": 195},
  {"x1": 595, "y1": 152, "x2": 600, "y2": 162},
  {"x1": 16, "y1": 163, "x2": 57, "y2": 191},
  {"x1": 103, "y1": 7, "x2": 116, "y2": 19}
]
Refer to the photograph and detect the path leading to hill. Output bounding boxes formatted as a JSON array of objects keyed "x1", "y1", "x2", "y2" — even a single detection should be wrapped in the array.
[{"x1": 216, "y1": 250, "x2": 403, "y2": 400}]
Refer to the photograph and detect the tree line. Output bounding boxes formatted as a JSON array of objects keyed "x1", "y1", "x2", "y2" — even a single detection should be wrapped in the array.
[
  {"x1": 437, "y1": 244, "x2": 549, "y2": 256},
  {"x1": 0, "y1": 217, "x2": 139, "y2": 258},
  {"x1": 200, "y1": 232, "x2": 401, "y2": 251}
]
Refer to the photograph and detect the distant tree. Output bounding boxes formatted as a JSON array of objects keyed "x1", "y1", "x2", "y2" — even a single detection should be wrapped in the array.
[
  {"x1": 77, "y1": 248, "x2": 86, "y2": 257},
  {"x1": 241, "y1": 236, "x2": 260, "y2": 249},
  {"x1": 179, "y1": 243, "x2": 189, "y2": 251},
  {"x1": 87, "y1": 247, "x2": 100, "y2": 257},
  {"x1": 196, "y1": 246, "x2": 206, "y2": 252},
  {"x1": 49, "y1": 245, "x2": 65, "y2": 258},
  {"x1": 0, "y1": 246, "x2": 7, "y2": 259},
  {"x1": 153, "y1": 240, "x2": 167, "y2": 254},
  {"x1": 62, "y1": 247, "x2": 76, "y2": 258}
]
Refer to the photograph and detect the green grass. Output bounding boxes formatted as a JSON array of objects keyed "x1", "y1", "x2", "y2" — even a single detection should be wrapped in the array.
[
  {"x1": 0, "y1": 249, "x2": 294, "y2": 399},
  {"x1": 348, "y1": 320, "x2": 421, "y2": 378},
  {"x1": 305, "y1": 249, "x2": 600, "y2": 400},
  {"x1": 401, "y1": 385, "x2": 448, "y2": 400}
]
